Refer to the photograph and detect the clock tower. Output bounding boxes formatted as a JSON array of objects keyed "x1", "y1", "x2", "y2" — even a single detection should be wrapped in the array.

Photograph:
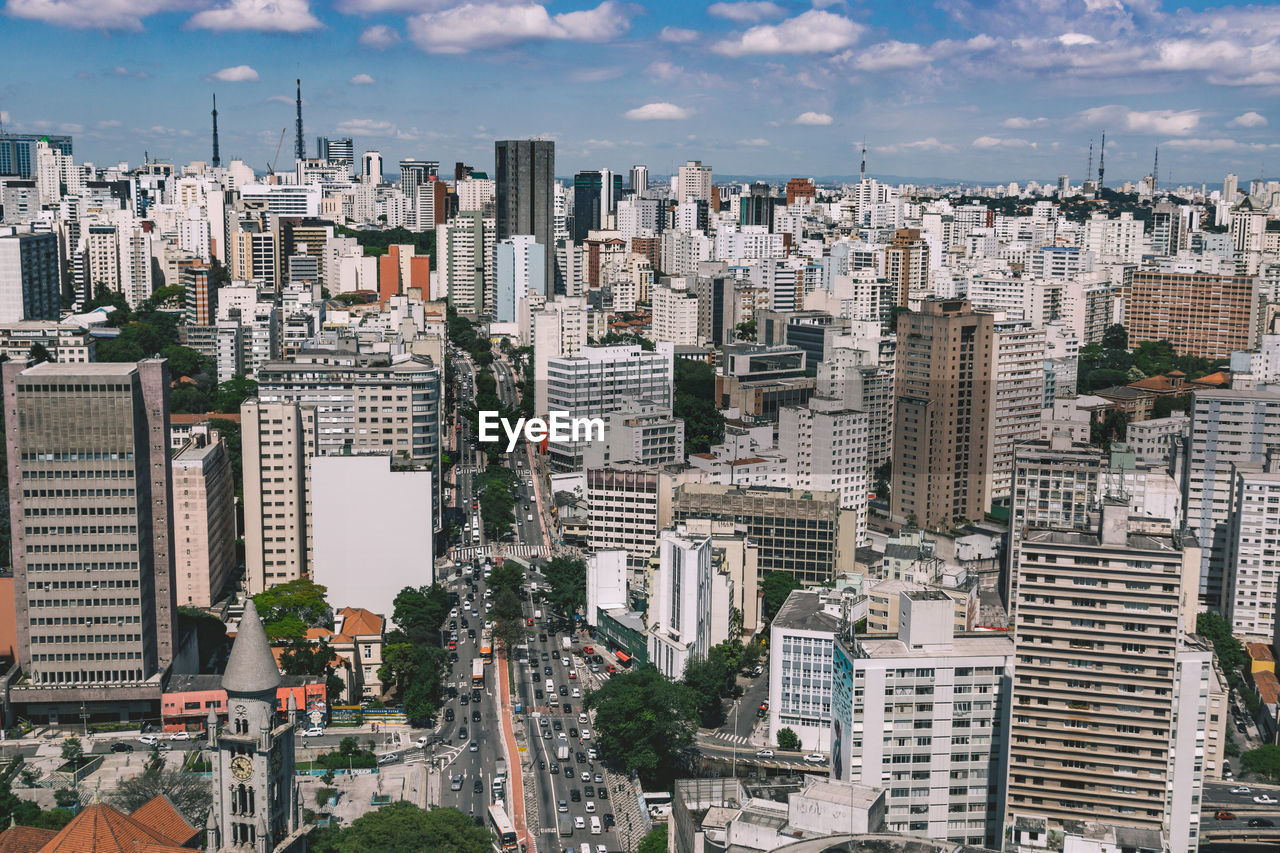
[{"x1": 208, "y1": 599, "x2": 308, "y2": 852}]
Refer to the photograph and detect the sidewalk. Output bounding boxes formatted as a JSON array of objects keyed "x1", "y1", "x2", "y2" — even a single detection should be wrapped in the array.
[{"x1": 497, "y1": 652, "x2": 534, "y2": 853}]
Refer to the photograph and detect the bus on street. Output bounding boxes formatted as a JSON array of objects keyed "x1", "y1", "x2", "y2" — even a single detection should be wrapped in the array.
[
  {"x1": 472, "y1": 657, "x2": 485, "y2": 687},
  {"x1": 488, "y1": 804, "x2": 518, "y2": 852}
]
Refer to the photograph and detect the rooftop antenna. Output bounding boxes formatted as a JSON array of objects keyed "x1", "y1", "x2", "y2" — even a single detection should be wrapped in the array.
[
  {"x1": 1097, "y1": 131, "x2": 1106, "y2": 188},
  {"x1": 1152, "y1": 146, "x2": 1159, "y2": 191},
  {"x1": 294, "y1": 78, "x2": 304, "y2": 165},
  {"x1": 1086, "y1": 140, "x2": 1093, "y2": 183},
  {"x1": 859, "y1": 141, "x2": 867, "y2": 183},
  {"x1": 211, "y1": 94, "x2": 221, "y2": 169}
]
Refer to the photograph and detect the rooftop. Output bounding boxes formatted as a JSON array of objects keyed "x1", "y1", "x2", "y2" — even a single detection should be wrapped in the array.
[
  {"x1": 794, "y1": 779, "x2": 881, "y2": 809},
  {"x1": 773, "y1": 590, "x2": 842, "y2": 633},
  {"x1": 855, "y1": 631, "x2": 1014, "y2": 660}
]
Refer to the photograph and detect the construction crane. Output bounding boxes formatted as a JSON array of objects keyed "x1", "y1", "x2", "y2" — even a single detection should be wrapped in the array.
[{"x1": 266, "y1": 127, "x2": 286, "y2": 176}]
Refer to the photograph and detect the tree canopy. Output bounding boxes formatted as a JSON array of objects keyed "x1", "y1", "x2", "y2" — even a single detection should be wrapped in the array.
[
  {"x1": 637, "y1": 825, "x2": 668, "y2": 853},
  {"x1": 761, "y1": 572, "x2": 802, "y2": 621},
  {"x1": 776, "y1": 728, "x2": 800, "y2": 751},
  {"x1": 110, "y1": 746, "x2": 211, "y2": 826},
  {"x1": 674, "y1": 358, "x2": 724, "y2": 454},
  {"x1": 1197, "y1": 611, "x2": 1246, "y2": 687},
  {"x1": 0, "y1": 775, "x2": 73, "y2": 832},
  {"x1": 253, "y1": 578, "x2": 332, "y2": 641},
  {"x1": 379, "y1": 583, "x2": 451, "y2": 724},
  {"x1": 542, "y1": 554, "x2": 586, "y2": 618},
  {"x1": 311, "y1": 802, "x2": 489, "y2": 853},
  {"x1": 1243, "y1": 744, "x2": 1280, "y2": 784},
  {"x1": 585, "y1": 666, "x2": 699, "y2": 788}
]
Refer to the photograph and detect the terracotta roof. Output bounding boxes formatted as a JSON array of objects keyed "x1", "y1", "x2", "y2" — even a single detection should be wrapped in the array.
[
  {"x1": 691, "y1": 452, "x2": 716, "y2": 460},
  {"x1": 1248, "y1": 642, "x2": 1275, "y2": 662},
  {"x1": 37, "y1": 803, "x2": 190, "y2": 853},
  {"x1": 1128, "y1": 376, "x2": 1183, "y2": 393},
  {"x1": 128, "y1": 796, "x2": 198, "y2": 847},
  {"x1": 1194, "y1": 370, "x2": 1230, "y2": 387},
  {"x1": 0, "y1": 825, "x2": 57, "y2": 853},
  {"x1": 729, "y1": 457, "x2": 767, "y2": 466},
  {"x1": 1256, "y1": 669, "x2": 1280, "y2": 706},
  {"x1": 337, "y1": 607, "x2": 384, "y2": 637},
  {"x1": 170, "y1": 413, "x2": 241, "y2": 426}
]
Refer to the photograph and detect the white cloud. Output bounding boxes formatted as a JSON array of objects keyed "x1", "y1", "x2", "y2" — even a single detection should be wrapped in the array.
[
  {"x1": 794, "y1": 111, "x2": 833, "y2": 126},
  {"x1": 972, "y1": 135, "x2": 1036, "y2": 149},
  {"x1": 1057, "y1": 32, "x2": 1098, "y2": 46},
  {"x1": 358, "y1": 24, "x2": 401, "y2": 48},
  {"x1": 266, "y1": 94, "x2": 296, "y2": 105},
  {"x1": 4, "y1": 0, "x2": 180, "y2": 30},
  {"x1": 1159, "y1": 138, "x2": 1278, "y2": 153},
  {"x1": 741, "y1": 137, "x2": 771, "y2": 146},
  {"x1": 1001, "y1": 116, "x2": 1049, "y2": 129},
  {"x1": 1079, "y1": 104, "x2": 1200, "y2": 135},
  {"x1": 883, "y1": 137, "x2": 957, "y2": 153},
  {"x1": 852, "y1": 40, "x2": 932, "y2": 70},
  {"x1": 95, "y1": 119, "x2": 122, "y2": 129},
  {"x1": 623, "y1": 102, "x2": 692, "y2": 120},
  {"x1": 659, "y1": 26, "x2": 699, "y2": 43},
  {"x1": 570, "y1": 66, "x2": 624, "y2": 83},
  {"x1": 335, "y1": 118, "x2": 419, "y2": 139},
  {"x1": 408, "y1": 1, "x2": 630, "y2": 53},
  {"x1": 350, "y1": 73, "x2": 376, "y2": 85},
  {"x1": 713, "y1": 10, "x2": 862, "y2": 57},
  {"x1": 1227, "y1": 111, "x2": 1267, "y2": 128},
  {"x1": 208, "y1": 65, "x2": 260, "y2": 83},
  {"x1": 188, "y1": 0, "x2": 321, "y2": 31},
  {"x1": 707, "y1": 1, "x2": 784, "y2": 23}
]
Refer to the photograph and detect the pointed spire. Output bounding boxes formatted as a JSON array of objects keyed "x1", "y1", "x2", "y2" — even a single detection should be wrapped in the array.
[
  {"x1": 211, "y1": 94, "x2": 220, "y2": 169},
  {"x1": 222, "y1": 600, "x2": 281, "y2": 695}
]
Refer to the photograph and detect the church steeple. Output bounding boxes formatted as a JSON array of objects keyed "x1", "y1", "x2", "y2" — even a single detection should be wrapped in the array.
[{"x1": 223, "y1": 600, "x2": 281, "y2": 697}]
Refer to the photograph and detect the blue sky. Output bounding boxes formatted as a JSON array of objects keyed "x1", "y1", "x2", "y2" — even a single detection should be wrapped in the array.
[{"x1": 1, "y1": 0, "x2": 1278, "y2": 184}]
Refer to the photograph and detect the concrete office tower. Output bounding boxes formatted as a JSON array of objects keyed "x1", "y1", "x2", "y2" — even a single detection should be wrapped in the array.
[
  {"x1": 1006, "y1": 503, "x2": 1208, "y2": 853},
  {"x1": 586, "y1": 550, "x2": 628, "y2": 626},
  {"x1": 672, "y1": 483, "x2": 855, "y2": 585},
  {"x1": 587, "y1": 465, "x2": 671, "y2": 579},
  {"x1": 739, "y1": 182, "x2": 774, "y2": 229},
  {"x1": 649, "y1": 525, "x2": 730, "y2": 679},
  {"x1": 2, "y1": 359, "x2": 176, "y2": 720},
  {"x1": 317, "y1": 136, "x2": 354, "y2": 172},
  {"x1": 437, "y1": 211, "x2": 495, "y2": 314},
  {"x1": 0, "y1": 228, "x2": 60, "y2": 323},
  {"x1": 1184, "y1": 389, "x2": 1280, "y2": 611},
  {"x1": 676, "y1": 160, "x2": 712, "y2": 204},
  {"x1": 0, "y1": 134, "x2": 72, "y2": 179},
  {"x1": 399, "y1": 159, "x2": 438, "y2": 207},
  {"x1": 1224, "y1": 455, "x2": 1280, "y2": 641},
  {"x1": 495, "y1": 234, "x2": 545, "y2": 323},
  {"x1": 573, "y1": 171, "x2": 606, "y2": 242},
  {"x1": 172, "y1": 426, "x2": 236, "y2": 609},
  {"x1": 362, "y1": 150, "x2": 383, "y2": 184},
  {"x1": 310, "y1": 455, "x2": 434, "y2": 618},
  {"x1": 650, "y1": 279, "x2": 699, "y2": 345},
  {"x1": 1231, "y1": 196, "x2": 1268, "y2": 275},
  {"x1": 988, "y1": 321, "x2": 1046, "y2": 506},
  {"x1": 532, "y1": 295, "x2": 590, "y2": 415},
  {"x1": 891, "y1": 299, "x2": 995, "y2": 531},
  {"x1": 817, "y1": 327, "x2": 896, "y2": 473},
  {"x1": 831, "y1": 591, "x2": 1013, "y2": 847},
  {"x1": 1128, "y1": 266, "x2": 1257, "y2": 359},
  {"x1": 544, "y1": 342, "x2": 674, "y2": 470},
  {"x1": 767, "y1": 588, "x2": 843, "y2": 752},
  {"x1": 630, "y1": 165, "x2": 648, "y2": 196},
  {"x1": 778, "y1": 397, "x2": 869, "y2": 546},
  {"x1": 884, "y1": 228, "x2": 929, "y2": 306},
  {"x1": 581, "y1": 399, "x2": 685, "y2": 469},
  {"x1": 495, "y1": 139, "x2": 556, "y2": 295},
  {"x1": 242, "y1": 399, "x2": 318, "y2": 595}
]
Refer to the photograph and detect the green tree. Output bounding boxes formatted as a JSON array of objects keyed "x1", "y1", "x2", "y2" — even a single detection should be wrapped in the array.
[
  {"x1": 637, "y1": 825, "x2": 668, "y2": 853},
  {"x1": 390, "y1": 584, "x2": 449, "y2": 647},
  {"x1": 596, "y1": 332, "x2": 655, "y2": 351},
  {"x1": 27, "y1": 342, "x2": 53, "y2": 364},
  {"x1": 160, "y1": 344, "x2": 212, "y2": 380},
  {"x1": 279, "y1": 638, "x2": 346, "y2": 704},
  {"x1": 776, "y1": 728, "x2": 800, "y2": 751},
  {"x1": 320, "y1": 802, "x2": 490, "y2": 853},
  {"x1": 110, "y1": 756, "x2": 212, "y2": 826},
  {"x1": 674, "y1": 358, "x2": 724, "y2": 453},
  {"x1": 1101, "y1": 323, "x2": 1129, "y2": 350},
  {"x1": 585, "y1": 666, "x2": 699, "y2": 788},
  {"x1": 543, "y1": 554, "x2": 587, "y2": 618},
  {"x1": 760, "y1": 572, "x2": 802, "y2": 621},
  {"x1": 873, "y1": 460, "x2": 891, "y2": 499},
  {"x1": 253, "y1": 578, "x2": 331, "y2": 641},
  {"x1": 1243, "y1": 744, "x2": 1280, "y2": 783},
  {"x1": 488, "y1": 560, "x2": 524, "y2": 597},
  {"x1": 213, "y1": 375, "x2": 258, "y2": 413},
  {"x1": 149, "y1": 284, "x2": 188, "y2": 309},
  {"x1": 1197, "y1": 611, "x2": 1247, "y2": 687},
  {"x1": 734, "y1": 319, "x2": 756, "y2": 341},
  {"x1": 492, "y1": 587, "x2": 526, "y2": 651},
  {"x1": 53, "y1": 788, "x2": 79, "y2": 809},
  {"x1": 60, "y1": 737, "x2": 88, "y2": 770}
]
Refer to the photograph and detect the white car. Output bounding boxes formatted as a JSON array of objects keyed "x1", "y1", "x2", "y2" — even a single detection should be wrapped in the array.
[
  {"x1": 416, "y1": 736, "x2": 431, "y2": 748},
  {"x1": 574, "y1": 817, "x2": 585, "y2": 830},
  {"x1": 581, "y1": 729, "x2": 591, "y2": 739},
  {"x1": 1231, "y1": 785, "x2": 1252, "y2": 794},
  {"x1": 300, "y1": 727, "x2": 325, "y2": 738},
  {"x1": 138, "y1": 734, "x2": 159, "y2": 745},
  {"x1": 581, "y1": 771, "x2": 590, "y2": 782},
  {"x1": 1255, "y1": 794, "x2": 1279, "y2": 805},
  {"x1": 572, "y1": 688, "x2": 581, "y2": 698},
  {"x1": 585, "y1": 800, "x2": 596, "y2": 813},
  {"x1": 588, "y1": 748, "x2": 598, "y2": 760},
  {"x1": 755, "y1": 749, "x2": 774, "y2": 759},
  {"x1": 803, "y1": 753, "x2": 825, "y2": 764},
  {"x1": 167, "y1": 731, "x2": 192, "y2": 741}
]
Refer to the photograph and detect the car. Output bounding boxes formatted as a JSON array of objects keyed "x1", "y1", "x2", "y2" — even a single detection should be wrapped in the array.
[
  {"x1": 378, "y1": 752, "x2": 400, "y2": 765},
  {"x1": 460, "y1": 694, "x2": 470, "y2": 705},
  {"x1": 572, "y1": 688, "x2": 581, "y2": 699},
  {"x1": 576, "y1": 752, "x2": 586, "y2": 763},
  {"x1": 1231, "y1": 785, "x2": 1252, "y2": 794},
  {"x1": 756, "y1": 749, "x2": 774, "y2": 759},
  {"x1": 474, "y1": 778, "x2": 484, "y2": 793},
  {"x1": 569, "y1": 670, "x2": 578, "y2": 680},
  {"x1": 606, "y1": 665, "x2": 617, "y2": 675},
  {"x1": 568, "y1": 727, "x2": 578, "y2": 738},
  {"x1": 544, "y1": 665, "x2": 554, "y2": 676},
  {"x1": 110, "y1": 742, "x2": 134, "y2": 753},
  {"x1": 581, "y1": 771, "x2": 591, "y2": 782},
  {"x1": 550, "y1": 762, "x2": 560, "y2": 774},
  {"x1": 591, "y1": 664, "x2": 601, "y2": 673},
  {"x1": 539, "y1": 717, "x2": 550, "y2": 727},
  {"x1": 559, "y1": 685, "x2": 568, "y2": 696},
  {"x1": 542, "y1": 652, "x2": 550, "y2": 661},
  {"x1": 594, "y1": 773, "x2": 603, "y2": 784},
  {"x1": 603, "y1": 815, "x2": 615, "y2": 829},
  {"x1": 157, "y1": 742, "x2": 172, "y2": 751},
  {"x1": 1254, "y1": 795, "x2": 1279, "y2": 804},
  {"x1": 582, "y1": 729, "x2": 591, "y2": 740},
  {"x1": 563, "y1": 703, "x2": 573, "y2": 714},
  {"x1": 578, "y1": 713, "x2": 589, "y2": 724},
  {"x1": 444, "y1": 708, "x2": 455, "y2": 722},
  {"x1": 535, "y1": 690, "x2": 544, "y2": 700},
  {"x1": 588, "y1": 748, "x2": 598, "y2": 760},
  {"x1": 138, "y1": 735, "x2": 159, "y2": 745},
  {"x1": 558, "y1": 800, "x2": 568, "y2": 813},
  {"x1": 803, "y1": 753, "x2": 825, "y2": 764},
  {"x1": 585, "y1": 801, "x2": 596, "y2": 813},
  {"x1": 564, "y1": 766, "x2": 574, "y2": 778},
  {"x1": 598, "y1": 788, "x2": 608, "y2": 801},
  {"x1": 451, "y1": 774, "x2": 464, "y2": 791},
  {"x1": 1215, "y1": 809, "x2": 1236, "y2": 820},
  {"x1": 543, "y1": 730, "x2": 552, "y2": 739},
  {"x1": 1250, "y1": 817, "x2": 1277, "y2": 827},
  {"x1": 416, "y1": 736, "x2": 431, "y2": 748},
  {"x1": 458, "y1": 726, "x2": 468, "y2": 739},
  {"x1": 167, "y1": 730, "x2": 193, "y2": 741},
  {"x1": 553, "y1": 720, "x2": 563, "y2": 731},
  {"x1": 570, "y1": 789, "x2": 581, "y2": 802},
  {"x1": 584, "y1": 785, "x2": 595, "y2": 797},
  {"x1": 584, "y1": 646, "x2": 594, "y2": 654},
  {"x1": 296, "y1": 726, "x2": 326, "y2": 739},
  {"x1": 574, "y1": 817, "x2": 585, "y2": 830}
]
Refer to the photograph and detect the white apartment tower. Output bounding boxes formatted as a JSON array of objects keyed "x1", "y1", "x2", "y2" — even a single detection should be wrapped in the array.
[
  {"x1": 650, "y1": 279, "x2": 700, "y2": 346},
  {"x1": 989, "y1": 321, "x2": 1046, "y2": 506},
  {"x1": 676, "y1": 160, "x2": 712, "y2": 205},
  {"x1": 648, "y1": 525, "x2": 720, "y2": 679},
  {"x1": 777, "y1": 396, "x2": 869, "y2": 546},
  {"x1": 532, "y1": 294, "x2": 590, "y2": 416},
  {"x1": 1226, "y1": 454, "x2": 1280, "y2": 641},
  {"x1": 241, "y1": 399, "x2": 318, "y2": 595}
]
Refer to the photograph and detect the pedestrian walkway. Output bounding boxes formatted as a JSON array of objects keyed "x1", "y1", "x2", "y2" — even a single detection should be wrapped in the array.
[
  {"x1": 452, "y1": 544, "x2": 549, "y2": 561},
  {"x1": 496, "y1": 652, "x2": 534, "y2": 853}
]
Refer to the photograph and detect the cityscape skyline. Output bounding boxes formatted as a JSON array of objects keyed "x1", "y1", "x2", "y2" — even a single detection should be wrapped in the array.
[{"x1": 1, "y1": 0, "x2": 1278, "y2": 181}]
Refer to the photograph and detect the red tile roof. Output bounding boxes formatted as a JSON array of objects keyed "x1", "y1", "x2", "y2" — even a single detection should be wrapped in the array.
[
  {"x1": 37, "y1": 803, "x2": 191, "y2": 853},
  {"x1": 128, "y1": 796, "x2": 198, "y2": 847},
  {"x1": 0, "y1": 826, "x2": 57, "y2": 853},
  {"x1": 1256, "y1": 669, "x2": 1280, "y2": 706},
  {"x1": 1248, "y1": 642, "x2": 1275, "y2": 662},
  {"x1": 337, "y1": 607, "x2": 384, "y2": 637}
]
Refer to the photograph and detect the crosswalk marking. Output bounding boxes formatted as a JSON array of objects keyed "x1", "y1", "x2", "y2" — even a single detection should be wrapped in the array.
[{"x1": 452, "y1": 544, "x2": 549, "y2": 561}]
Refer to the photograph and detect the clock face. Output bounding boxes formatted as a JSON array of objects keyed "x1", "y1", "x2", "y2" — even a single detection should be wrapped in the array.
[
  {"x1": 230, "y1": 755, "x2": 253, "y2": 781},
  {"x1": 235, "y1": 705, "x2": 246, "y2": 715}
]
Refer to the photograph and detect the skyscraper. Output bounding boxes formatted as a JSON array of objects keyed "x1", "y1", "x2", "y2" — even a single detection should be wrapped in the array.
[
  {"x1": 362, "y1": 150, "x2": 383, "y2": 184},
  {"x1": 3, "y1": 359, "x2": 175, "y2": 720},
  {"x1": 495, "y1": 139, "x2": 556, "y2": 294},
  {"x1": 1128, "y1": 266, "x2": 1257, "y2": 359},
  {"x1": 891, "y1": 299, "x2": 995, "y2": 530},
  {"x1": 0, "y1": 134, "x2": 73, "y2": 179},
  {"x1": 884, "y1": 227, "x2": 929, "y2": 306},
  {"x1": 630, "y1": 164, "x2": 648, "y2": 196},
  {"x1": 739, "y1": 182, "x2": 774, "y2": 230},
  {"x1": 316, "y1": 136, "x2": 353, "y2": 172},
  {"x1": 0, "y1": 227, "x2": 61, "y2": 323},
  {"x1": 573, "y1": 170, "x2": 605, "y2": 242},
  {"x1": 676, "y1": 160, "x2": 712, "y2": 204}
]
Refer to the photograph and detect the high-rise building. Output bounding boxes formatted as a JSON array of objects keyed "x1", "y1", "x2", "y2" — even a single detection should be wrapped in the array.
[
  {"x1": 676, "y1": 160, "x2": 712, "y2": 205},
  {"x1": 831, "y1": 590, "x2": 1013, "y2": 847},
  {"x1": 438, "y1": 210, "x2": 495, "y2": 314},
  {"x1": 884, "y1": 228, "x2": 929, "y2": 306},
  {"x1": 739, "y1": 182, "x2": 774, "y2": 230},
  {"x1": 182, "y1": 259, "x2": 214, "y2": 326},
  {"x1": 0, "y1": 227, "x2": 61, "y2": 323},
  {"x1": 532, "y1": 294, "x2": 591, "y2": 416},
  {"x1": 1184, "y1": 388, "x2": 1280, "y2": 610},
  {"x1": 630, "y1": 164, "x2": 648, "y2": 196},
  {"x1": 316, "y1": 136, "x2": 354, "y2": 172},
  {"x1": 1005, "y1": 502, "x2": 1208, "y2": 853},
  {"x1": 648, "y1": 526, "x2": 724, "y2": 679},
  {"x1": 242, "y1": 399, "x2": 318, "y2": 595},
  {"x1": 362, "y1": 150, "x2": 383, "y2": 184},
  {"x1": 495, "y1": 139, "x2": 556, "y2": 295},
  {"x1": 777, "y1": 396, "x2": 869, "y2": 546},
  {"x1": 586, "y1": 465, "x2": 669, "y2": 575},
  {"x1": 573, "y1": 170, "x2": 606, "y2": 243},
  {"x1": 172, "y1": 425, "x2": 236, "y2": 608},
  {"x1": 988, "y1": 321, "x2": 1046, "y2": 506},
  {"x1": 767, "y1": 588, "x2": 843, "y2": 752},
  {"x1": 1226, "y1": 455, "x2": 1280, "y2": 641},
  {"x1": 816, "y1": 325, "x2": 896, "y2": 473},
  {"x1": 1128, "y1": 266, "x2": 1257, "y2": 358},
  {"x1": 650, "y1": 279, "x2": 699, "y2": 345},
  {"x1": 785, "y1": 177, "x2": 816, "y2": 206},
  {"x1": 3, "y1": 359, "x2": 175, "y2": 720},
  {"x1": 495, "y1": 234, "x2": 545, "y2": 323},
  {"x1": 399, "y1": 159, "x2": 438, "y2": 204},
  {"x1": 0, "y1": 134, "x2": 73, "y2": 179},
  {"x1": 891, "y1": 299, "x2": 995, "y2": 530}
]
